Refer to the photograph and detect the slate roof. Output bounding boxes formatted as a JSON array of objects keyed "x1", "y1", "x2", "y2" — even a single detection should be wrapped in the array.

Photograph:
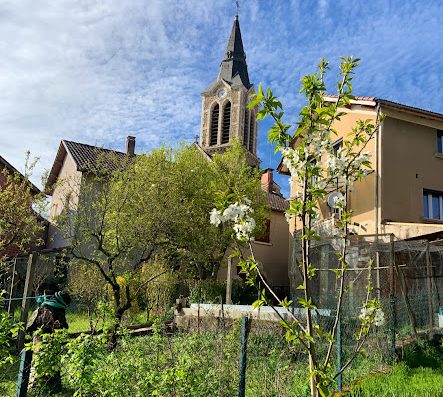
[
  {"x1": 203, "y1": 16, "x2": 252, "y2": 93},
  {"x1": 46, "y1": 140, "x2": 130, "y2": 193},
  {"x1": 63, "y1": 140, "x2": 128, "y2": 173}
]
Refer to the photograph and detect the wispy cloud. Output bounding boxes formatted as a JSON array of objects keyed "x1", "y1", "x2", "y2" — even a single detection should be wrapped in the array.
[{"x1": 1, "y1": 0, "x2": 442, "y2": 196}]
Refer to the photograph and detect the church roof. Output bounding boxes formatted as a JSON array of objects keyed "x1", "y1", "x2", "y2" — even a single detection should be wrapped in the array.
[{"x1": 203, "y1": 16, "x2": 252, "y2": 93}]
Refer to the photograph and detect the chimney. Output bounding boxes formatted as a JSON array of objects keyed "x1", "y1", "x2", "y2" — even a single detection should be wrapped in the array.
[
  {"x1": 261, "y1": 168, "x2": 273, "y2": 193},
  {"x1": 126, "y1": 136, "x2": 136, "y2": 155}
]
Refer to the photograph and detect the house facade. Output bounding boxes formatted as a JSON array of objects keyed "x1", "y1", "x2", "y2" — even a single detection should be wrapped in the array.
[{"x1": 280, "y1": 95, "x2": 443, "y2": 241}]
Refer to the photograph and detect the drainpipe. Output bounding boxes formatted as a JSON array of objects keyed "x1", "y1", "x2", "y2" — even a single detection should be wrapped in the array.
[
  {"x1": 374, "y1": 102, "x2": 382, "y2": 301},
  {"x1": 374, "y1": 102, "x2": 381, "y2": 239}
]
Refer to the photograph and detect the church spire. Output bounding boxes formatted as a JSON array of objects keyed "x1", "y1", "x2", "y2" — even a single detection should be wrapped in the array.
[{"x1": 217, "y1": 16, "x2": 251, "y2": 89}]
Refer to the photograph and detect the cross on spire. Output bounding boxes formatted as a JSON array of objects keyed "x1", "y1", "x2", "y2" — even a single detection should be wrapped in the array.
[{"x1": 236, "y1": 0, "x2": 239, "y2": 17}]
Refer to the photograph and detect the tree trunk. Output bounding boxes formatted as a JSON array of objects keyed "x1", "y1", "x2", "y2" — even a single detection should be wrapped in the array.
[{"x1": 109, "y1": 283, "x2": 132, "y2": 349}]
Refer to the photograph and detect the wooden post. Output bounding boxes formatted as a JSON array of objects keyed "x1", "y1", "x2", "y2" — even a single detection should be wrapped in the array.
[
  {"x1": 426, "y1": 242, "x2": 434, "y2": 328},
  {"x1": 7, "y1": 258, "x2": 17, "y2": 315},
  {"x1": 375, "y1": 251, "x2": 381, "y2": 301},
  {"x1": 395, "y1": 262, "x2": 417, "y2": 335},
  {"x1": 336, "y1": 316, "x2": 342, "y2": 392},
  {"x1": 226, "y1": 257, "x2": 233, "y2": 304},
  {"x1": 17, "y1": 253, "x2": 38, "y2": 351}
]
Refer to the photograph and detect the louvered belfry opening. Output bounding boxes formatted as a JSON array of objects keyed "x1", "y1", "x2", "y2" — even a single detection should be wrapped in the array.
[
  {"x1": 248, "y1": 111, "x2": 254, "y2": 151},
  {"x1": 243, "y1": 109, "x2": 249, "y2": 147},
  {"x1": 210, "y1": 104, "x2": 219, "y2": 146},
  {"x1": 222, "y1": 102, "x2": 231, "y2": 144}
]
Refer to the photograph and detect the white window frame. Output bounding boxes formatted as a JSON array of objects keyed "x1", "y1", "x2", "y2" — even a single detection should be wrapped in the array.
[{"x1": 424, "y1": 190, "x2": 443, "y2": 220}]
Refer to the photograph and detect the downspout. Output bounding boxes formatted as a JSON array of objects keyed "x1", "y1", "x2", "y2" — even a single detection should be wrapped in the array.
[
  {"x1": 374, "y1": 102, "x2": 381, "y2": 239},
  {"x1": 374, "y1": 102, "x2": 382, "y2": 301}
]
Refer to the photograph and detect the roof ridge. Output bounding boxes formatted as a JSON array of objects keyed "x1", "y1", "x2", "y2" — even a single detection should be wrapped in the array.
[{"x1": 62, "y1": 139, "x2": 126, "y2": 155}]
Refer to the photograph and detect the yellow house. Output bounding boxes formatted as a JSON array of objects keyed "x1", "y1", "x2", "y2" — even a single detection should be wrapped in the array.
[{"x1": 280, "y1": 95, "x2": 443, "y2": 241}]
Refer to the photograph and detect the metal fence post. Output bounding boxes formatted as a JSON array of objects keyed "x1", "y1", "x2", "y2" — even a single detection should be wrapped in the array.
[
  {"x1": 16, "y1": 349, "x2": 33, "y2": 397},
  {"x1": 390, "y1": 295, "x2": 397, "y2": 361},
  {"x1": 336, "y1": 315, "x2": 342, "y2": 392},
  {"x1": 389, "y1": 234, "x2": 397, "y2": 361},
  {"x1": 197, "y1": 286, "x2": 201, "y2": 333},
  {"x1": 238, "y1": 316, "x2": 249, "y2": 397}
]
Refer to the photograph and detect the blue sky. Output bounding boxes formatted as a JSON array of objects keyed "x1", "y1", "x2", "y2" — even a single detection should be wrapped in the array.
[{"x1": 1, "y1": 0, "x2": 442, "y2": 196}]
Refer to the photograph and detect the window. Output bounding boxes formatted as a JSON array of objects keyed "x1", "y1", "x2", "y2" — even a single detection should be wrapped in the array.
[
  {"x1": 248, "y1": 111, "x2": 255, "y2": 151},
  {"x1": 437, "y1": 130, "x2": 443, "y2": 154},
  {"x1": 423, "y1": 189, "x2": 443, "y2": 220},
  {"x1": 256, "y1": 219, "x2": 270, "y2": 243},
  {"x1": 332, "y1": 139, "x2": 343, "y2": 157},
  {"x1": 221, "y1": 102, "x2": 231, "y2": 144},
  {"x1": 243, "y1": 109, "x2": 249, "y2": 147},
  {"x1": 210, "y1": 104, "x2": 219, "y2": 146}
]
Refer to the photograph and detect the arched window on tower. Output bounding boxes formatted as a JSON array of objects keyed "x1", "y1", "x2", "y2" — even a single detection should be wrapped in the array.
[
  {"x1": 243, "y1": 109, "x2": 249, "y2": 147},
  {"x1": 222, "y1": 101, "x2": 231, "y2": 144},
  {"x1": 248, "y1": 111, "x2": 255, "y2": 152},
  {"x1": 210, "y1": 104, "x2": 219, "y2": 146}
]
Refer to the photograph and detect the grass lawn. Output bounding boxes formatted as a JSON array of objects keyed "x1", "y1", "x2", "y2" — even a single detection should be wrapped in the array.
[{"x1": 346, "y1": 339, "x2": 443, "y2": 397}]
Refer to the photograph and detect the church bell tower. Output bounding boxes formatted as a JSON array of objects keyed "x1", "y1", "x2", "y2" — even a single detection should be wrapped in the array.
[{"x1": 200, "y1": 16, "x2": 260, "y2": 167}]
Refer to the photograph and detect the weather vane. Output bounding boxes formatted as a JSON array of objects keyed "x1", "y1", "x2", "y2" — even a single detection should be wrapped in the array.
[{"x1": 236, "y1": 0, "x2": 239, "y2": 17}]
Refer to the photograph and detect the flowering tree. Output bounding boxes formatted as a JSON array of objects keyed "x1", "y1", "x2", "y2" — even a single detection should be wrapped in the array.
[{"x1": 210, "y1": 57, "x2": 385, "y2": 397}]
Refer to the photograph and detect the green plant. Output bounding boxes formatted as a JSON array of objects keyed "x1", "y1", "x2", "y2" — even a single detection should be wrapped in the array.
[
  {"x1": 189, "y1": 279, "x2": 225, "y2": 303},
  {"x1": 62, "y1": 333, "x2": 107, "y2": 396},
  {"x1": 26, "y1": 329, "x2": 67, "y2": 394},
  {"x1": 0, "y1": 292, "x2": 22, "y2": 367}
]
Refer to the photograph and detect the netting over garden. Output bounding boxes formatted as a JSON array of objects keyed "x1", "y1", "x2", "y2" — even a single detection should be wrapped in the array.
[{"x1": 291, "y1": 233, "x2": 443, "y2": 335}]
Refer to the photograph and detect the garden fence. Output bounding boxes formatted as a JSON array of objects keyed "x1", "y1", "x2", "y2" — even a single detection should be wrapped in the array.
[{"x1": 1, "y1": 233, "x2": 443, "y2": 396}]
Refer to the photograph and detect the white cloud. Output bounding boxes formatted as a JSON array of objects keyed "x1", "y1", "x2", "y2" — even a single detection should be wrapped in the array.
[{"x1": 0, "y1": 0, "x2": 442, "y2": 199}]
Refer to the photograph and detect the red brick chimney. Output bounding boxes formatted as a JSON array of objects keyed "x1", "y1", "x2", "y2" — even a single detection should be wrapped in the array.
[
  {"x1": 126, "y1": 136, "x2": 136, "y2": 155},
  {"x1": 261, "y1": 168, "x2": 273, "y2": 193}
]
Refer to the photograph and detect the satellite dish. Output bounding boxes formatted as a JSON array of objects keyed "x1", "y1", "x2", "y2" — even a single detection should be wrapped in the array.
[{"x1": 327, "y1": 192, "x2": 344, "y2": 208}]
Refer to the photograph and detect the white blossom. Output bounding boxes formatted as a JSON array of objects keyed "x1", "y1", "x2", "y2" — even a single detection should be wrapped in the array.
[
  {"x1": 234, "y1": 216, "x2": 256, "y2": 241},
  {"x1": 209, "y1": 200, "x2": 256, "y2": 241},
  {"x1": 209, "y1": 208, "x2": 224, "y2": 226},
  {"x1": 359, "y1": 306, "x2": 385, "y2": 327}
]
